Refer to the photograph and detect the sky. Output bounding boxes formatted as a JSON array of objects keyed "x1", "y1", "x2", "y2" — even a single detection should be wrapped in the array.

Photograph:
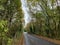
[{"x1": 21, "y1": 0, "x2": 32, "y2": 28}]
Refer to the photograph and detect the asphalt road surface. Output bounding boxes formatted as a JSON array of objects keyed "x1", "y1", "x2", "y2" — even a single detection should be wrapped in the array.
[{"x1": 23, "y1": 32, "x2": 58, "y2": 45}]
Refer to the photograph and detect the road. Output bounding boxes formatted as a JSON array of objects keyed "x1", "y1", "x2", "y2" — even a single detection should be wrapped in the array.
[{"x1": 23, "y1": 32, "x2": 58, "y2": 45}]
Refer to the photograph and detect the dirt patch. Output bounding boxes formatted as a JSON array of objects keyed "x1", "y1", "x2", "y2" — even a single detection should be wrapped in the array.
[{"x1": 17, "y1": 34, "x2": 24, "y2": 45}]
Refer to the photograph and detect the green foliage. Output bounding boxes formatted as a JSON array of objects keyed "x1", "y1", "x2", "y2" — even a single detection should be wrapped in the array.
[
  {"x1": 0, "y1": 20, "x2": 8, "y2": 32},
  {"x1": 0, "y1": 0, "x2": 7, "y2": 4},
  {"x1": 0, "y1": 0, "x2": 23, "y2": 45},
  {"x1": 27, "y1": 0, "x2": 60, "y2": 40},
  {"x1": 0, "y1": 20, "x2": 9, "y2": 45},
  {"x1": 0, "y1": 5, "x2": 4, "y2": 10}
]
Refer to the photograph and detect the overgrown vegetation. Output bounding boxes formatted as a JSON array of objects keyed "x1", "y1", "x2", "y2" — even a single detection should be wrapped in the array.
[
  {"x1": 0, "y1": 0, "x2": 60, "y2": 45},
  {"x1": 0, "y1": 0, "x2": 23, "y2": 45},
  {"x1": 26, "y1": 0, "x2": 60, "y2": 40}
]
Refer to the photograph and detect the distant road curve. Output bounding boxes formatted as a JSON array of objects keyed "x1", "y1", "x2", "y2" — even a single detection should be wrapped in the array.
[{"x1": 23, "y1": 32, "x2": 58, "y2": 45}]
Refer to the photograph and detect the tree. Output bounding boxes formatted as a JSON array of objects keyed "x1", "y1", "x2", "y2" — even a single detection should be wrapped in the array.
[
  {"x1": 0, "y1": 0, "x2": 23, "y2": 45},
  {"x1": 27, "y1": 0, "x2": 60, "y2": 39}
]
